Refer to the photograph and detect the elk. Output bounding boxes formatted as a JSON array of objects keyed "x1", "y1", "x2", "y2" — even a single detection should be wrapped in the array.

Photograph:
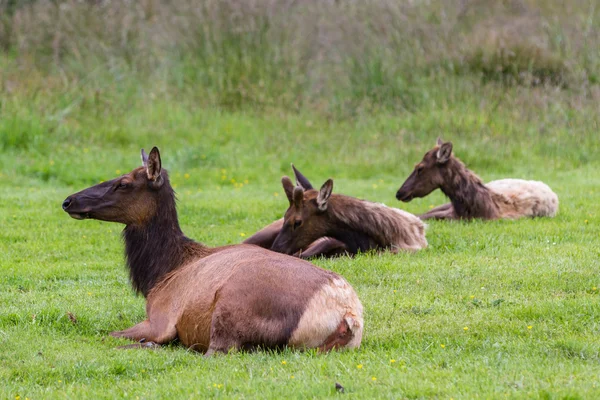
[
  {"x1": 243, "y1": 165, "x2": 346, "y2": 258},
  {"x1": 395, "y1": 138, "x2": 559, "y2": 220},
  {"x1": 270, "y1": 176, "x2": 428, "y2": 257},
  {"x1": 61, "y1": 147, "x2": 363, "y2": 354}
]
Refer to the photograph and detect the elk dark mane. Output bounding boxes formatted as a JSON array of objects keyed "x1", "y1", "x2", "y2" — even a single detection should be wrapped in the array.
[
  {"x1": 122, "y1": 171, "x2": 209, "y2": 297},
  {"x1": 439, "y1": 158, "x2": 498, "y2": 219}
]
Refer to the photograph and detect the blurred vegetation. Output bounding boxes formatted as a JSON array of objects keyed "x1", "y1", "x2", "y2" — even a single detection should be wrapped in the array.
[
  {"x1": 0, "y1": 0, "x2": 599, "y2": 184},
  {"x1": 0, "y1": 0, "x2": 598, "y2": 114}
]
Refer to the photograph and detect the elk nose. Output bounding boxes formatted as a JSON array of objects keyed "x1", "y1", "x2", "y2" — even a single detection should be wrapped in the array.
[{"x1": 62, "y1": 197, "x2": 73, "y2": 210}]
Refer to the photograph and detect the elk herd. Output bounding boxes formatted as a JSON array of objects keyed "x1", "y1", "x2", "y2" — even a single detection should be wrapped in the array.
[{"x1": 62, "y1": 138, "x2": 558, "y2": 355}]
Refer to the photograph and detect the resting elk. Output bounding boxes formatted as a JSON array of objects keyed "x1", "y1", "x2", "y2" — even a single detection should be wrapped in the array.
[
  {"x1": 270, "y1": 175, "x2": 428, "y2": 257},
  {"x1": 396, "y1": 138, "x2": 559, "y2": 220},
  {"x1": 244, "y1": 165, "x2": 345, "y2": 258},
  {"x1": 61, "y1": 147, "x2": 363, "y2": 355}
]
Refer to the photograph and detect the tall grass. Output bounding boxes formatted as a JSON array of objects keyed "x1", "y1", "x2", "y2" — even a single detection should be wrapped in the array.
[{"x1": 0, "y1": 0, "x2": 598, "y2": 117}]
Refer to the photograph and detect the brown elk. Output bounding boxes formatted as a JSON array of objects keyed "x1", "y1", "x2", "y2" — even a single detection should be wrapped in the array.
[
  {"x1": 270, "y1": 176, "x2": 428, "y2": 257},
  {"x1": 396, "y1": 138, "x2": 559, "y2": 220},
  {"x1": 61, "y1": 147, "x2": 363, "y2": 354},
  {"x1": 243, "y1": 165, "x2": 347, "y2": 258}
]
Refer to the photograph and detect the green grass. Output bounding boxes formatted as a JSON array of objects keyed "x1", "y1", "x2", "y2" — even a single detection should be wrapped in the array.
[{"x1": 1, "y1": 98, "x2": 600, "y2": 399}]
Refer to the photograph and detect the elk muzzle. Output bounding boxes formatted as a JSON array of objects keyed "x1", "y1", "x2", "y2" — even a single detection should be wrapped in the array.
[{"x1": 62, "y1": 195, "x2": 92, "y2": 219}]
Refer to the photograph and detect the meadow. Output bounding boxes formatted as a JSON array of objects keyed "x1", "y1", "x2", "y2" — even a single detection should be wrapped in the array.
[{"x1": 1, "y1": 0, "x2": 600, "y2": 398}]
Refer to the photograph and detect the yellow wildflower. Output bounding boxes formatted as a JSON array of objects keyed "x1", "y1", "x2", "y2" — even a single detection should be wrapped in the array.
[
  {"x1": 281, "y1": 360, "x2": 287, "y2": 365},
  {"x1": 356, "y1": 364, "x2": 363, "y2": 369},
  {"x1": 463, "y1": 327, "x2": 469, "y2": 331},
  {"x1": 440, "y1": 344, "x2": 445, "y2": 348}
]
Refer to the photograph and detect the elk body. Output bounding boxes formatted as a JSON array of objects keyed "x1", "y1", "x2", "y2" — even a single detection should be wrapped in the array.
[
  {"x1": 396, "y1": 139, "x2": 559, "y2": 220},
  {"x1": 61, "y1": 148, "x2": 363, "y2": 354},
  {"x1": 270, "y1": 176, "x2": 428, "y2": 257}
]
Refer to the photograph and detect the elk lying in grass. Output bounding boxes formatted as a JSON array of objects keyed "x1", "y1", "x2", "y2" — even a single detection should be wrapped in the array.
[
  {"x1": 396, "y1": 138, "x2": 559, "y2": 220},
  {"x1": 62, "y1": 147, "x2": 363, "y2": 354},
  {"x1": 243, "y1": 165, "x2": 346, "y2": 258},
  {"x1": 270, "y1": 176, "x2": 428, "y2": 256}
]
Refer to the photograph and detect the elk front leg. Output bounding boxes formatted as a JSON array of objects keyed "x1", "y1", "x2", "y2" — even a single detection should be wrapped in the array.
[
  {"x1": 298, "y1": 237, "x2": 349, "y2": 259},
  {"x1": 110, "y1": 319, "x2": 177, "y2": 347},
  {"x1": 243, "y1": 218, "x2": 284, "y2": 248},
  {"x1": 418, "y1": 203, "x2": 455, "y2": 220}
]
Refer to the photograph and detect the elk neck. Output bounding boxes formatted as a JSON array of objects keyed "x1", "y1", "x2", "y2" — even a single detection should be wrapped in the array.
[
  {"x1": 438, "y1": 158, "x2": 499, "y2": 219},
  {"x1": 122, "y1": 180, "x2": 210, "y2": 297}
]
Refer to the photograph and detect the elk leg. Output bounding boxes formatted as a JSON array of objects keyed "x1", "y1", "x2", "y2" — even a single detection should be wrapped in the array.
[
  {"x1": 110, "y1": 318, "x2": 177, "y2": 345},
  {"x1": 419, "y1": 203, "x2": 455, "y2": 220},
  {"x1": 243, "y1": 218, "x2": 284, "y2": 248},
  {"x1": 298, "y1": 237, "x2": 349, "y2": 259},
  {"x1": 204, "y1": 311, "x2": 241, "y2": 357}
]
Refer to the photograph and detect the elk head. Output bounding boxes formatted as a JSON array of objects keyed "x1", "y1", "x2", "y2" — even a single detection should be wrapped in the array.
[
  {"x1": 396, "y1": 138, "x2": 453, "y2": 202},
  {"x1": 271, "y1": 176, "x2": 334, "y2": 255},
  {"x1": 62, "y1": 147, "x2": 167, "y2": 225}
]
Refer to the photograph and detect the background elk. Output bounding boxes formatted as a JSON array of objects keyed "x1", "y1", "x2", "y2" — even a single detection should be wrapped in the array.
[
  {"x1": 270, "y1": 176, "x2": 428, "y2": 257},
  {"x1": 243, "y1": 165, "x2": 345, "y2": 258},
  {"x1": 396, "y1": 138, "x2": 559, "y2": 220},
  {"x1": 61, "y1": 147, "x2": 363, "y2": 355}
]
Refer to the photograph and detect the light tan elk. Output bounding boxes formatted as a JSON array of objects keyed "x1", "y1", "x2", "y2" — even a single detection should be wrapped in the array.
[
  {"x1": 270, "y1": 176, "x2": 428, "y2": 256},
  {"x1": 62, "y1": 147, "x2": 363, "y2": 355},
  {"x1": 396, "y1": 139, "x2": 559, "y2": 220}
]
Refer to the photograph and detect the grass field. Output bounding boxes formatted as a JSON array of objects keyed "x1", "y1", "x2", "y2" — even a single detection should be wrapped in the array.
[
  {"x1": 1, "y1": 1, "x2": 600, "y2": 399},
  {"x1": 1, "y1": 104, "x2": 600, "y2": 399}
]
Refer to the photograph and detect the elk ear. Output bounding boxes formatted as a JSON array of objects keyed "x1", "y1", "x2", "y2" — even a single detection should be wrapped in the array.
[
  {"x1": 141, "y1": 148, "x2": 149, "y2": 166},
  {"x1": 146, "y1": 146, "x2": 163, "y2": 186},
  {"x1": 436, "y1": 142, "x2": 453, "y2": 164},
  {"x1": 282, "y1": 176, "x2": 295, "y2": 204},
  {"x1": 291, "y1": 164, "x2": 314, "y2": 190},
  {"x1": 317, "y1": 179, "x2": 333, "y2": 211},
  {"x1": 293, "y1": 186, "x2": 304, "y2": 210},
  {"x1": 436, "y1": 137, "x2": 444, "y2": 147}
]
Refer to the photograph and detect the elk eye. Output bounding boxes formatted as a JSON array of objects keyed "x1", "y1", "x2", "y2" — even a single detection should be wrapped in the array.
[
  {"x1": 118, "y1": 181, "x2": 130, "y2": 190},
  {"x1": 416, "y1": 166, "x2": 424, "y2": 175},
  {"x1": 293, "y1": 220, "x2": 302, "y2": 230}
]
